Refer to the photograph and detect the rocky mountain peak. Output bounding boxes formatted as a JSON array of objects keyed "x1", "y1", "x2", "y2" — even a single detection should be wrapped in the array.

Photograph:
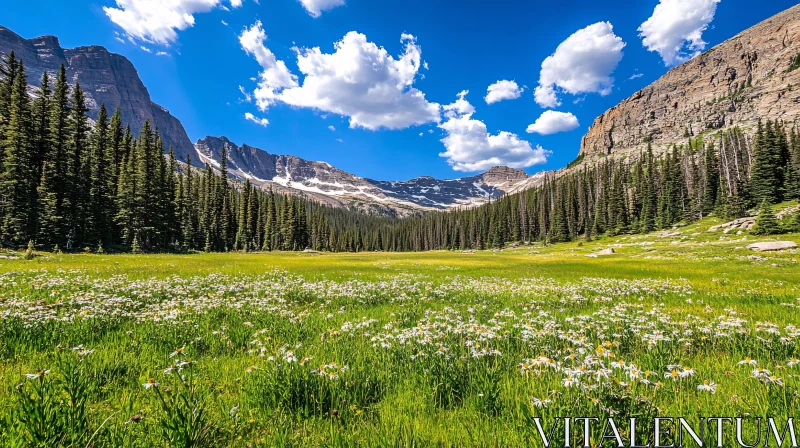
[{"x1": 482, "y1": 166, "x2": 528, "y2": 184}]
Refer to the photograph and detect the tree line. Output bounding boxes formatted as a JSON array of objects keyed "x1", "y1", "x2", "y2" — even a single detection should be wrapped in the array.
[
  {"x1": 2, "y1": 52, "x2": 799, "y2": 253},
  {"x1": 370, "y1": 121, "x2": 800, "y2": 251}
]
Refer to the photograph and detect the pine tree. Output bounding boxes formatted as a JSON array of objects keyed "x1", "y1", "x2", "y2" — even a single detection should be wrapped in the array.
[
  {"x1": 1, "y1": 61, "x2": 34, "y2": 245},
  {"x1": 182, "y1": 154, "x2": 196, "y2": 249},
  {"x1": 782, "y1": 209, "x2": 800, "y2": 234},
  {"x1": 38, "y1": 65, "x2": 70, "y2": 245},
  {"x1": 702, "y1": 141, "x2": 720, "y2": 214},
  {"x1": 67, "y1": 83, "x2": 90, "y2": 247},
  {"x1": 29, "y1": 71, "x2": 51, "y2": 238},
  {"x1": 89, "y1": 104, "x2": 112, "y2": 245},
  {"x1": 263, "y1": 188, "x2": 277, "y2": 251},
  {"x1": 235, "y1": 179, "x2": 250, "y2": 250},
  {"x1": 751, "y1": 200, "x2": 781, "y2": 235},
  {"x1": 750, "y1": 120, "x2": 783, "y2": 205},
  {"x1": 640, "y1": 146, "x2": 657, "y2": 233},
  {"x1": 23, "y1": 240, "x2": 35, "y2": 260}
]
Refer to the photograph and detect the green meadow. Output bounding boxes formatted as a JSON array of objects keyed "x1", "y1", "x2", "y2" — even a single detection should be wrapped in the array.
[{"x1": 1, "y1": 216, "x2": 799, "y2": 447}]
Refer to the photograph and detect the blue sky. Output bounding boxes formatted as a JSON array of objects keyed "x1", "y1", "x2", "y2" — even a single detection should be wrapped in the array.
[{"x1": 3, "y1": 0, "x2": 797, "y2": 180}]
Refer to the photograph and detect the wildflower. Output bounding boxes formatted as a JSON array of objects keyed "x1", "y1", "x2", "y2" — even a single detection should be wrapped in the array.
[
  {"x1": 697, "y1": 381, "x2": 717, "y2": 394},
  {"x1": 752, "y1": 368, "x2": 771, "y2": 380},
  {"x1": 169, "y1": 347, "x2": 186, "y2": 358},
  {"x1": 766, "y1": 376, "x2": 785, "y2": 386},
  {"x1": 665, "y1": 370, "x2": 680, "y2": 381},
  {"x1": 24, "y1": 370, "x2": 50, "y2": 380},
  {"x1": 563, "y1": 375, "x2": 579, "y2": 388},
  {"x1": 245, "y1": 365, "x2": 259, "y2": 373},
  {"x1": 142, "y1": 378, "x2": 159, "y2": 389},
  {"x1": 531, "y1": 397, "x2": 552, "y2": 408},
  {"x1": 738, "y1": 358, "x2": 757, "y2": 366},
  {"x1": 788, "y1": 358, "x2": 800, "y2": 368}
]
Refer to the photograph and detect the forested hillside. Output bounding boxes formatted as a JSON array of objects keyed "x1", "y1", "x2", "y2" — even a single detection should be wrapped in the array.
[
  {"x1": 1, "y1": 52, "x2": 799, "y2": 254},
  {"x1": 0, "y1": 53, "x2": 392, "y2": 253}
]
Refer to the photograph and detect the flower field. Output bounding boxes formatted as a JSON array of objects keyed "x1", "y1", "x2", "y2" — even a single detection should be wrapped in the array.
[{"x1": 0, "y1": 228, "x2": 799, "y2": 446}]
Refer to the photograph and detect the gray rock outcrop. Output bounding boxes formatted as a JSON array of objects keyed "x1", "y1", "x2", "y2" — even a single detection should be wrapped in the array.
[
  {"x1": 580, "y1": 5, "x2": 800, "y2": 158},
  {"x1": 747, "y1": 241, "x2": 798, "y2": 251}
]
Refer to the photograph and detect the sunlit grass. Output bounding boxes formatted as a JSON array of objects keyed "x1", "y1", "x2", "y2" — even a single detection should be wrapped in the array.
[{"x1": 0, "y1": 219, "x2": 798, "y2": 446}]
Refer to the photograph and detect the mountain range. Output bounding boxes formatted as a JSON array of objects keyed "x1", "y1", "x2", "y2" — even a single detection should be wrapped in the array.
[
  {"x1": 0, "y1": 25, "x2": 548, "y2": 215},
  {"x1": 2, "y1": 4, "x2": 799, "y2": 214}
]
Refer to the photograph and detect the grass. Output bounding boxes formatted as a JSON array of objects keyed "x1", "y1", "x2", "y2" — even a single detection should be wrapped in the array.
[{"x1": 0, "y1": 215, "x2": 799, "y2": 446}]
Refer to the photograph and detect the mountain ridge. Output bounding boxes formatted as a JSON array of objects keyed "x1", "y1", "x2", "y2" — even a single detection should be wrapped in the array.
[
  {"x1": 194, "y1": 136, "x2": 547, "y2": 214},
  {"x1": 580, "y1": 4, "x2": 800, "y2": 158}
]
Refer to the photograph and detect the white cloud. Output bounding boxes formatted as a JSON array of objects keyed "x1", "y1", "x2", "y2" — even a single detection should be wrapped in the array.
[
  {"x1": 534, "y1": 22, "x2": 625, "y2": 108},
  {"x1": 298, "y1": 0, "x2": 344, "y2": 18},
  {"x1": 328, "y1": 125, "x2": 336, "y2": 131},
  {"x1": 629, "y1": 72, "x2": 644, "y2": 80},
  {"x1": 244, "y1": 112, "x2": 269, "y2": 126},
  {"x1": 156, "y1": 51, "x2": 170, "y2": 57},
  {"x1": 238, "y1": 85, "x2": 252, "y2": 102},
  {"x1": 140, "y1": 45, "x2": 152, "y2": 53},
  {"x1": 526, "y1": 110, "x2": 580, "y2": 135},
  {"x1": 104, "y1": 0, "x2": 243, "y2": 45},
  {"x1": 239, "y1": 21, "x2": 299, "y2": 110},
  {"x1": 485, "y1": 80, "x2": 524, "y2": 105},
  {"x1": 638, "y1": 0, "x2": 720, "y2": 66},
  {"x1": 438, "y1": 91, "x2": 550, "y2": 172},
  {"x1": 274, "y1": 31, "x2": 440, "y2": 130}
]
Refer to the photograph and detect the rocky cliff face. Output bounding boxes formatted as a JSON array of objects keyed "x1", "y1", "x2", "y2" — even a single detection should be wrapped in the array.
[
  {"x1": 580, "y1": 4, "x2": 800, "y2": 157},
  {"x1": 195, "y1": 136, "x2": 543, "y2": 213},
  {"x1": 0, "y1": 26, "x2": 195, "y2": 163}
]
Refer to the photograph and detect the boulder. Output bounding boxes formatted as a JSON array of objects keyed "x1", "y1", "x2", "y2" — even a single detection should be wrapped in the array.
[
  {"x1": 746, "y1": 242, "x2": 798, "y2": 252},
  {"x1": 710, "y1": 217, "x2": 756, "y2": 233},
  {"x1": 587, "y1": 248, "x2": 616, "y2": 257}
]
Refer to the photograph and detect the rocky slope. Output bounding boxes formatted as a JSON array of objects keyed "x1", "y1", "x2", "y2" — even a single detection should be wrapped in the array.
[
  {"x1": 195, "y1": 136, "x2": 544, "y2": 213},
  {"x1": 0, "y1": 26, "x2": 195, "y2": 163},
  {"x1": 580, "y1": 4, "x2": 800, "y2": 157}
]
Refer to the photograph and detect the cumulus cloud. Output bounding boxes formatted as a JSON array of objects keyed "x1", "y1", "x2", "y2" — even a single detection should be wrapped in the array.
[
  {"x1": 244, "y1": 112, "x2": 269, "y2": 126},
  {"x1": 526, "y1": 110, "x2": 580, "y2": 135},
  {"x1": 104, "y1": 0, "x2": 242, "y2": 45},
  {"x1": 638, "y1": 0, "x2": 720, "y2": 66},
  {"x1": 298, "y1": 0, "x2": 345, "y2": 18},
  {"x1": 534, "y1": 22, "x2": 625, "y2": 108},
  {"x1": 438, "y1": 91, "x2": 550, "y2": 172},
  {"x1": 485, "y1": 80, "x2": 524, "y2": 105},
  {"x1": 239, "y1": 21, "x2": 299, "y2": 110},
  {"x1": 242, "y1": 30, "x2": 439, "y2": 130}
]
